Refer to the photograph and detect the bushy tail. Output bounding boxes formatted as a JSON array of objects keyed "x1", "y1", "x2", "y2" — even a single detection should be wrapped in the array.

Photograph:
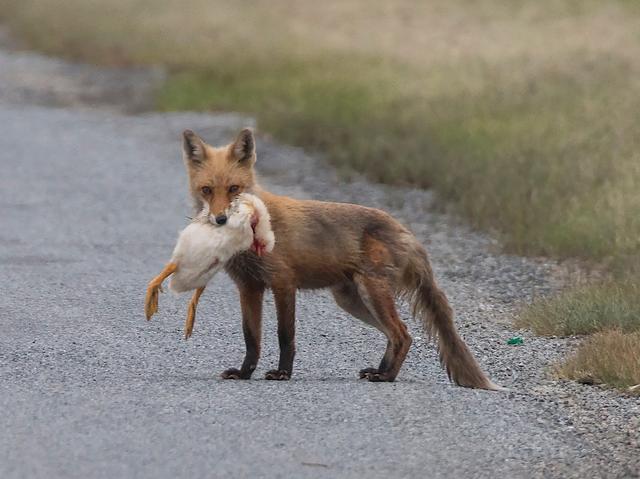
[{"x1": 403, "y1": 241, "x2": 502, "y2": 391}]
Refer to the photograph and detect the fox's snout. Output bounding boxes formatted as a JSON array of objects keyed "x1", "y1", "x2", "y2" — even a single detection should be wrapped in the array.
[
  {"x1": 207, "y1": 212, "x2": 228, "y2": 226},
  {"x1": 208, "y1": 196, "x2": 245, "y2": 225}
]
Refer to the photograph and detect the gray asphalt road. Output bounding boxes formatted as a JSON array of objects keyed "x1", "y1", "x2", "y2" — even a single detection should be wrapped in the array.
[{"x1": 0, "y1": 36, "x2": 638, "y2": 479}]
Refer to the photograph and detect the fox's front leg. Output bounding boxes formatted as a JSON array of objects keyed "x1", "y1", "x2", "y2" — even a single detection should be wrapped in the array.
[
  {"x1": 265, "y1": 286, "x2": 296, "y2": 380},
  {"x1": 220, "y1": 284, "x2": 264, "y2": 379},
  {"x1": 144, "y1": 262, "x2": 177, "y2": 320}
]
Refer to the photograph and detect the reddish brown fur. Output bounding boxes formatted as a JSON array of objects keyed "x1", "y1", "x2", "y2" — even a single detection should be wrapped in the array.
[{"x1": 181, "y1": 129, "x2": 498, "y2": 389}]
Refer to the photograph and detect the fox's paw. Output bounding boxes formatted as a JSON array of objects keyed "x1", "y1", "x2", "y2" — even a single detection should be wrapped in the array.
[
  {"x1": 144, "y1": 284, "x2": 161, "y2": 320},
  {"x1": 359, "y1": 368, "x2": 395, "y2": 382},
  {"x1": 264, "y1": 369, "x2": 291, "y2": 381},
  {"x1": 220, "y1": 368, "x2": 251, "y2": 380},
  {"x1": 358, "y1": 367, "x2": 378, "y2": 379}
]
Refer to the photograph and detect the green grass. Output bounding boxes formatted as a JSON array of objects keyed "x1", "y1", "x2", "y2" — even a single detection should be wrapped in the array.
[{"x1": 517, "y1": 281, "x2": 640, "y2": 337}]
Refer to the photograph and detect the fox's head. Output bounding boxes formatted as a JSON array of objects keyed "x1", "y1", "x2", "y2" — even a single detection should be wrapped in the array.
[{"x1": 182, "y1": 128, "x2": 257, "y2": 225}]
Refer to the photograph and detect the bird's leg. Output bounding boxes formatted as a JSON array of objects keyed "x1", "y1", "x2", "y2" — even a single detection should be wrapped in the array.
[
  {"x1": 144, "y1": 262, "x2": 177, "y2": 320},
  {"x1": 184, "y1": 286, "x2": 205, "y2": 340}
]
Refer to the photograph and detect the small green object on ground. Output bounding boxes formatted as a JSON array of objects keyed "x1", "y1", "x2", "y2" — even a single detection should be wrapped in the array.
[{"x1": 507, "y1": 336, "x2": 524, "y2": 345}]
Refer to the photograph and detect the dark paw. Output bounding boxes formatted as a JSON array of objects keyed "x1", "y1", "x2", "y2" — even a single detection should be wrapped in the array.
[
  {"x1": 220, "y1": 368, "x2": 250, "y2": 380},
  {"x1": 359, "y1": 367, "x2": 379, "y2": 379},
  {"x1": 359, "y1": 368, "x2": 395, "y2": 382},
  {"x1": 366, "y1": 372, "x2": 395, "y2": 382},
  {"x1": 265, "y1": 369, "x2": 291, "y2": 380}
]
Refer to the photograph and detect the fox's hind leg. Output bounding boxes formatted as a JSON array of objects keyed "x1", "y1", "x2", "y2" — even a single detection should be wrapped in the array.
[
  {"x1": 184, "y1": 286, "x2": 205, "y2": 340},
  {"x1": 145, "y1": 262, "x2": 177, "y2": 320},
  {"x1": 331, "y1": 281, "x2": 388, "y2": 376},
  {"x1": 353, "y1": 274, "x2": 412, "y2": 382},
  {"x1": 332, "y1": 277, "x2": 411, "y2": 382},
  {"x1": 332, "y1": 281, "x2": 379, "y2": 328}
]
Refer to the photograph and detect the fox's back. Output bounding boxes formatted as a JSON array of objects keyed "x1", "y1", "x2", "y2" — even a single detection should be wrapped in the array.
[{"x1": 226, "y1": 191, "x2": 410, "y2": 290}]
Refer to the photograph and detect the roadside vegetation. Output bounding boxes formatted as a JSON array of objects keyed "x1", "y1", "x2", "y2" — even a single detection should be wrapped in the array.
[
  {"x1": 557, "y1": 331, "x2": 640, "y2": 392},
  {"x1": 1, "y1": 0, "x2": 637, "y2": 390}
]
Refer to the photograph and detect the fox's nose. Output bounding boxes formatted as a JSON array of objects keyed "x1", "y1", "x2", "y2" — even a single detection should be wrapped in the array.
[{"x1": 215, "y1": 214, "x2": 227, "y2": 225}]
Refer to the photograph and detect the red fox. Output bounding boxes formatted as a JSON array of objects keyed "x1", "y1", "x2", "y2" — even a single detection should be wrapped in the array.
[{"x1": 178, "y1": 128, "x2": 499, "y2": 389}]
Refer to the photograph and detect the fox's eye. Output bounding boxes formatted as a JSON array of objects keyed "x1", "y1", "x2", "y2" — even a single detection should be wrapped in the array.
[
  {"x1": 229, "y1": 185, "x2": 240, "y2": 193},
  {"x1": 201, "y1": 186, "x2": 212, "y2": 195}
]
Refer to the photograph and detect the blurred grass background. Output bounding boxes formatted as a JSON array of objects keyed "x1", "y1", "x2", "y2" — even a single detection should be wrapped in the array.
[{"x1": 0, "y1": 0, "x2": 637, "y2": 389}]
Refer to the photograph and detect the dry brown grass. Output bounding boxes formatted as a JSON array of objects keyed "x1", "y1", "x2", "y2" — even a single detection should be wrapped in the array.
[
  {"x1": 557, "y1": 330, "x2": 640, "y2": 392},
  {"x1": 3, "y1": 1, "x2": 640, "y2": 73}
]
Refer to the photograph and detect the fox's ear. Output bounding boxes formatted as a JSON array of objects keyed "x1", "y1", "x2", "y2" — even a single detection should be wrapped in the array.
[
  {"x1": 182, "y1": 130, "x2": 207, "y2": 165},
  {"x1": 231, "y1": 128, "x2": 256, "y2": 165}
]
